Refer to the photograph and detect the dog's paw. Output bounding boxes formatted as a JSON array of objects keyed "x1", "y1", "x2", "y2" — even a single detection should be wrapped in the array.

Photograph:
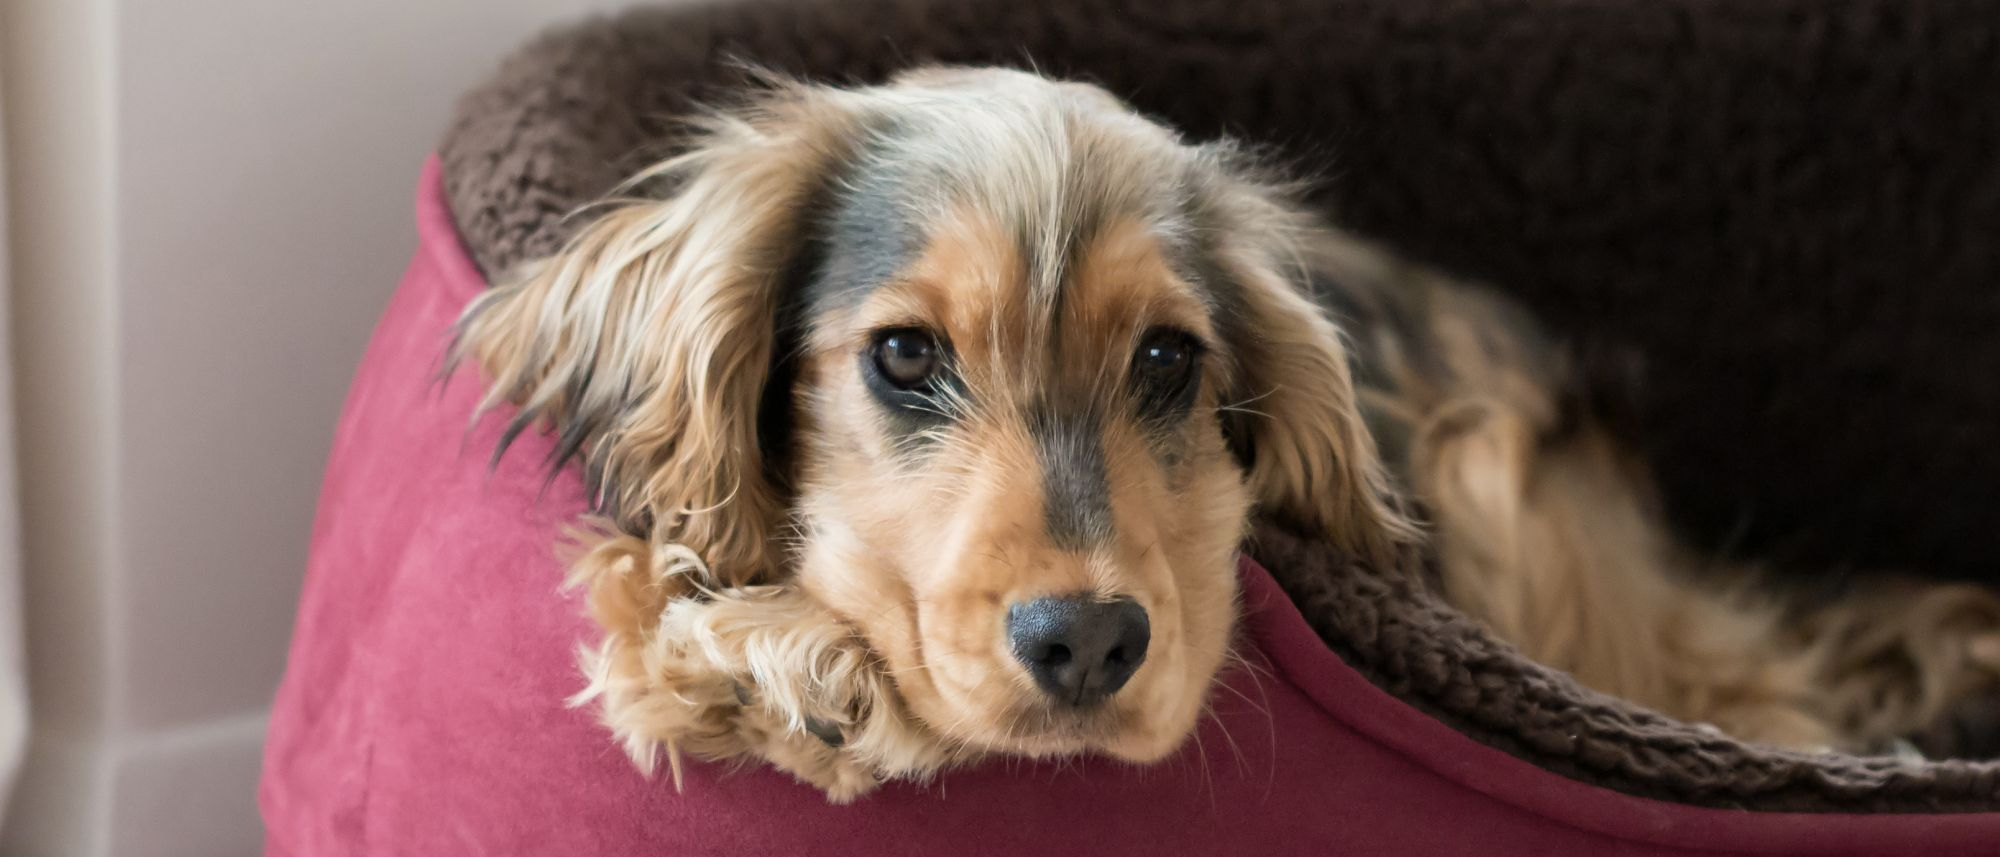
[
  {"x1": 728, "y1": 679, "x2": 885, "y2": 802},
  {"x1": 576, "y1": 579, "x2": 951, "y2": 801},
  {"x1": 661, "y1": 585, "x2": 894, "y2": 800},
  {"x1": 671, "y1": 585, "x2": 966, "y2": 800},
  {"x1": 560, "y1": 529, "x2": 956, "y2": 800}
]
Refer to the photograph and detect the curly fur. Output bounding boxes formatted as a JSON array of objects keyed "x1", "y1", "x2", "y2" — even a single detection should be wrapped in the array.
[{"x1": 560, "y1": 526, "x2": 953, "y2": 801}]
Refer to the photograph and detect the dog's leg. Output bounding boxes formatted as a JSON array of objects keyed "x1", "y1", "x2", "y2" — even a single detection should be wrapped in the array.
[
  {"x1": 1408, "y1": 400, "x2": 1841, "y2": 749},
  {"x1": 1322, "y1": 254, "x2": 1843, "y2": 749}
]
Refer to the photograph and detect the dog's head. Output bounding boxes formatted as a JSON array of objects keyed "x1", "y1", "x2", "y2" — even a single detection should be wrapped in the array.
[{"x1": 458, "y1": 68, "x2": 1412, "y2": 764}]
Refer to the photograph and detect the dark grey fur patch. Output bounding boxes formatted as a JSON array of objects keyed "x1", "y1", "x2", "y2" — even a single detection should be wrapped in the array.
[
  {"x1": 802, "y1": 157, "x2": 922, "y2": 319},
  {"x1": 1166, "y1": 188, "x2": 1255, "y2": 467},
  {"x1": 1030, "y1": 406, "x2": 1114, "y2": 551},
  {"x1": 1161, "y1": 185, "x2": 1249, "y2": 369}
]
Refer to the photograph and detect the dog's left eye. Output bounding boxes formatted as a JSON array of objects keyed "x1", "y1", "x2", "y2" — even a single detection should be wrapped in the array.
[
  {"x1": 1130, "y1": 328, "x2": 1202, "y2": 411},
  {"x1": 872, "y1": 328, "x2": 943, "y2": 391}
]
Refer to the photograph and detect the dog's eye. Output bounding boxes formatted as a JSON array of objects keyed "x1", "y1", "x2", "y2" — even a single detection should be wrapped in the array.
[
  {"x1": 1129, "y1": 327, "x2": 1203, "y2": 421},
  {"x1": 1132, "y1": 328, "x2": 1199, "y2": 391},
  {"x1": 872, "y1": 328, "x2": 942, "y2": 390}
]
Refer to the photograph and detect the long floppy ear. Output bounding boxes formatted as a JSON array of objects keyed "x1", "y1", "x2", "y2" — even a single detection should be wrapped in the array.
[
  {"x1": 451, "y1": 83, "x2": 870, "y2": 587},
  {"x1": 1195, "y1": 154, "x2": 1422, "y2": 570}
]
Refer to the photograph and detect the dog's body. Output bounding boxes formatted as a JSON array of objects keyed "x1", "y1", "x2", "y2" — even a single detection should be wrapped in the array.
[{"x1": 453, "y1": 68, "x2": 2000, "y2": 801}]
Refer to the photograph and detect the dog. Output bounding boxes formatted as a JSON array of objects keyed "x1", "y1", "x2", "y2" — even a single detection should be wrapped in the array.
[{"x1": 450, "y1": 67, "x2": 2000, "y2": 801}]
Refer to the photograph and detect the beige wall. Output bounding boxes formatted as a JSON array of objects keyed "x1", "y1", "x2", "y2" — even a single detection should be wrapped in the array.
[
  {"x1": 0, "y1": 1, "x2": 630, "y2": 854},
  {"x1": 0, "y1": 29, "x2": 28, "y2": 835}
]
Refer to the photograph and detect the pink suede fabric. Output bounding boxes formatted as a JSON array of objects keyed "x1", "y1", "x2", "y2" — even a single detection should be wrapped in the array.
[{"x1": 260, "y1": 158, "x2": 2000, "y2": 856}]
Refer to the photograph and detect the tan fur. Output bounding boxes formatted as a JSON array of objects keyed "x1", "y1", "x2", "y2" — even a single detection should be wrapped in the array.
[
  {"x1": 1413, "y1": 407, "x2": 1835, "y2": 746},
  {"x1": 456, "y1": 68, "x2": 2000, "y2": 801}
]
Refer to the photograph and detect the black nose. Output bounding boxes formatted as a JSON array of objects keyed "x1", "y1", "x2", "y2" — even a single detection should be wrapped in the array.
[{"x1": 1006, "y1": 595, "x2": 1150, "y2": 706}]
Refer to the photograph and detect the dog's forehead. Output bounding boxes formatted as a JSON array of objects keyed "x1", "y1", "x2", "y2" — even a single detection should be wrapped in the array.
[
  {"x1": 896, "y1": 210, "x2": 1211, "y2": 360},
  {"x1": 803, "y1": 75, "x2": 1226, "y2": 342}
]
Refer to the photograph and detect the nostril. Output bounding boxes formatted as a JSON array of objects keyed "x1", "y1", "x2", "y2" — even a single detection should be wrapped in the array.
[{"x1": 1035, "y1": 643, "x2": 1072, "y2": 667}]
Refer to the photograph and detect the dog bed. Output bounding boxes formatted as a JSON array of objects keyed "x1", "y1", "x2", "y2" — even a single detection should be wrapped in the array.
[{"x1": 262, "y1": 0, "x2": 2000, "y2": 853}]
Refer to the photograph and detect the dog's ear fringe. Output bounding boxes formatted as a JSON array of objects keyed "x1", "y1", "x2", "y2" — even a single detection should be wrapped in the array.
[
  {"x1": 1233, "y1": 260, "x2": 1425, "y2": 571},
  {"x1": 444, "y1": 77, "x2": 873, "y2": 585},
  {"x1": 1194, "y1": 160, "x2": 1425, "y2": 572}
]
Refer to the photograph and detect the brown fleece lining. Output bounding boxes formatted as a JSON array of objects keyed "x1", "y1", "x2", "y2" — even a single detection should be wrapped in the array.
[
  {"x1": 437, "y1": 0, "x2": 2000, "y2": 812},
  {"x1": 1250, "y1": 522, "x2": 2000, "y2": 813}
]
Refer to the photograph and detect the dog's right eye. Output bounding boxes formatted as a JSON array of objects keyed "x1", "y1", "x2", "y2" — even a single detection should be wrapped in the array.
[{"x1": 871, "y1": 329, "x2": 942, "y2": 391}]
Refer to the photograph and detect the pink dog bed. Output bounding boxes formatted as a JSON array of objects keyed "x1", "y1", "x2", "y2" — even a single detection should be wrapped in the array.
[{"x1": 258, "y1": 157, "x2": 2000, "y2": 857}]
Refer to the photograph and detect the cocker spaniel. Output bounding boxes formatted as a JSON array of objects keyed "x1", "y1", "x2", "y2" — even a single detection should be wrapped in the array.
[{"x1": 451, "y1": 67, "x2": 2000, "y2": 801}]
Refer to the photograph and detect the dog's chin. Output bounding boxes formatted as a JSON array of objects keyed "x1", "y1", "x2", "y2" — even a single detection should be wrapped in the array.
[{"x1": 943, "y1": 694, "x2": 1198, "y2": 764}]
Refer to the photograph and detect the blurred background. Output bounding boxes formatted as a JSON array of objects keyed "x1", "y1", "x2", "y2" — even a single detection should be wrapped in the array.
[{"x1": 0, "y1": 1, "x2": 634, "y2": 854}]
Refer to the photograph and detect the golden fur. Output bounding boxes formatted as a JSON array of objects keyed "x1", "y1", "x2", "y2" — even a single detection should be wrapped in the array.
[{"x1": 453, "y1": 68, "x2": 2000, "y2": 801}]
